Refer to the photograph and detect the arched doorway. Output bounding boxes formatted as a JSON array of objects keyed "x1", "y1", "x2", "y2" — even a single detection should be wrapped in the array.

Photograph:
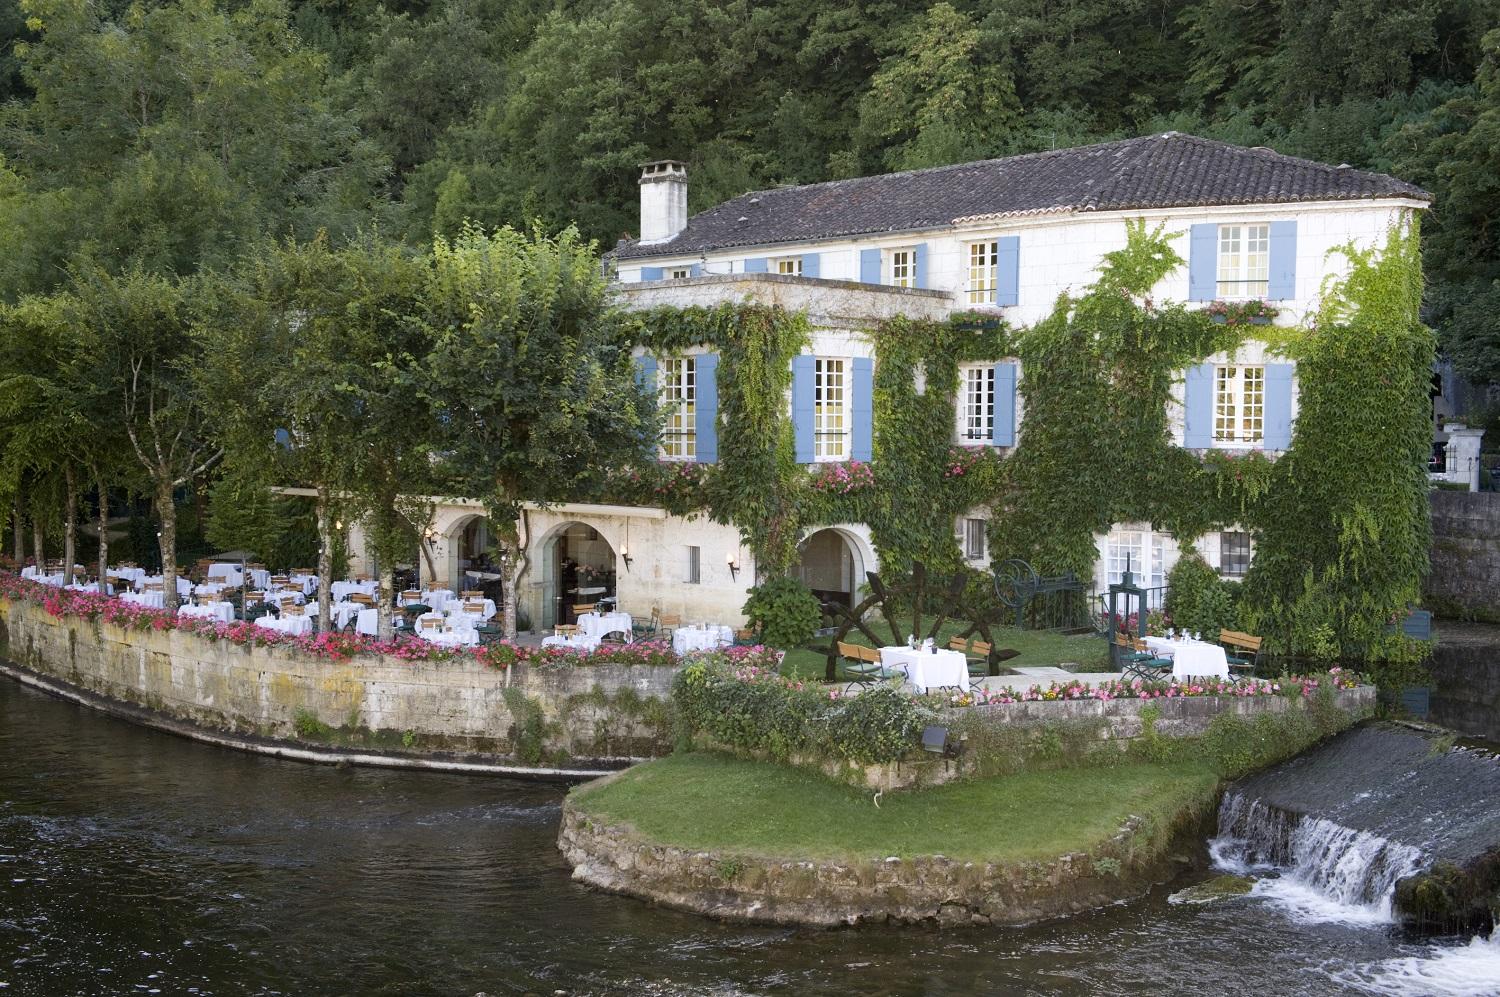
[
  {"x1": 455, "y1": 517, "x2": 504, "y2": 602},
  {"x1": 795, "y1": 528, "x2": 865, "y2": 611},
  {"x1": 539, "y1": 521, "x2": 618, "y2": 629}
]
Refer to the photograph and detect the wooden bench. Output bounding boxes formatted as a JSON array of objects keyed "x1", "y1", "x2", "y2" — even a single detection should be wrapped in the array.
[{"x1": 1219, "y1": 630, "x2": 1264, "y2": 673}]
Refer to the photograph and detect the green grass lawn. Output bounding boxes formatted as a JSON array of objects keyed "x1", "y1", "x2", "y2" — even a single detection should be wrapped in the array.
[
  {"x1": 779, "y1": 618, "x2": 1110, "y2": 680},
  {"x1": 571, "y1": 752, "x2": 1219, "y2": 865}
]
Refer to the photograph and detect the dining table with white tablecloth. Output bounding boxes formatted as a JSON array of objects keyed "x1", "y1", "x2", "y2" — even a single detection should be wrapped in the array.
[
  {"x1": 253, "y1": 614, "x2": 312, "y2": 637},
  {"x1": 121, "y1": 590, "x2": 164, "y2": 609},
  {"x1": 542, "y1": 633, "x2": 601, "y2": 652},
  {"x1": 419, "y1": 589, "x2": 455, "y2": 614},
  {"x1": 446, "y1": 598, "x2": 497, "y2": 624},
  {"x1": 266, "y1": 589, "x2": 307, "y2": 607},
  {"x1": 413, "y1": 614, "x2": 478, "y2": 647},
  {"x1": 1141, "y1": 635, "x2": 1231, "y2": 680},
  {"x1": 331, "y1": 579, "x2": 379, "y2": 603},
  {"x1": 577, "y1": 611, "x2": 631, "y2": 640},
  {"x1": 65, "y1": 581, "x2": 111, "y2": 594},
  {"x1": 288, "y1": 573, "x2": 319, "y2": 596},
  {"x1": 672, "y1": 625, "x2": 733, "y2": 654},
  {"x1": 178, "y1": 602, "x2": 236, "y2": 624},
  {"x1": 878, "y1": 646, "x2": 970, "y2": 693},
  {"x1": 136, "y1": 575, "x2": 192, "y2": 597},
  {"x1": 109, "y1": 566, "x2": 146, "y2": 587}
]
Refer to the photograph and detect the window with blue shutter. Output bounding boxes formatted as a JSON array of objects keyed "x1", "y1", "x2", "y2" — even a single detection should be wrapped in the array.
[
  {"x1": 992, "y1": 362, "x2": 1018, "y2": 446},
  {"x1": 996, "y1": 236, "x2": 1019, "y2": 307},
  {"x1": 851, "y1": 357, "x2": 874, "y2": 461},
  {"x1": 1182, "y1": 363, "x2": 1214, "y2": 447},
  {"x1": 1188, "y1": 224, "x2": 1217, "y2": 301},
  {"x1": 689, "y1": 263, "x2": 704, "y2": 277},
  {"x1": 1262, "y1": 364, "x2": 1294, "y2": 449},
  {"x1": 634, "y1": 353, "x2": 657, "y2": 393},
  {"x1": 802, "y1": 253, "x2": 820, "y2": 278},
  {"x1": 1267, "y1": 221, "x2": 1297, "y2": 300},
  {"x1": 791, "y1": 355, "x2": 816, "y2": 462},
  {"x1": 913, "y1": 244, "x2": 929, "y2": 290},
  {"x1": 695, "y1": 353, "x2": 719, "y2": 462},
  {"x1": 641, "y1": 266, "x2": 663, "y2": 282},
  {"x1": 743, "y1": 258, "x2": 768, "y2": 273},
  {"x1": 859, "y1": 248, "x2": 881, "y2": 285}
]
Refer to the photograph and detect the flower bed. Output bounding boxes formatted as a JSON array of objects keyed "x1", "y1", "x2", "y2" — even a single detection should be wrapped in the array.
[
  {"x1": 0, "y1": 572, "x2": 778, "y2": 671},
  {"x1": 945, "y1": 668, "x2": 1361, "y2": 706}
]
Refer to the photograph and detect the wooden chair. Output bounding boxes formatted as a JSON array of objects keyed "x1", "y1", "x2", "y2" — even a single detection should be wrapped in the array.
[
  {"x1": 144, "y1": 582, "x2": 163, "y2": 592},
  {"x1": 734, "y1": 628, "x2": 756, "y2": 646},
  {"x1": 572, "y1": 603, "x2": 596, "y2": 616},
  {"x1": 554, "y1": 624, "x2": 578, "y2": 637},
  {"x1": 1219, "y1": 630, "x2": 1264, "y2": 674},
  {"x1": 270, "y1": 574, "x2": 290, "y2": 585},
  {"x1": 399, "y1": 590, "x2": 422, "y2": 604},
  {"x1": 633, "y1": 607, "x2": 661, "y2": 639},
  {"x1": 836, "y1": 641, "x2": 894, "y2": 691},
  {"x1": 245, "y1": 591, "x2": 265, "y2": 606},
  {"x1": 462, "y1": 599, "x2": 486, "y2": 616},
  {"x1": 1115, "y1": 632, "x2": 1173, "y2": 681},
  {"x1": 657, "y1": 613, "x2": 681, "y2": 637},
  {"x1": 419, "y1": 616, "x2": 443, "y2": 632},
  {"x1": 460, "y1": 589, "x2": 484, "y2": 599},
  {"x1": 283, "y1": 605, "x2": 305, "y2": 617}
]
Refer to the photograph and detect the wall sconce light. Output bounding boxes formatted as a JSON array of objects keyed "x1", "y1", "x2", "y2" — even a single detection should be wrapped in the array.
[
  {"x1": 726, "y1": 550, "x2": 739, "y2": 581},
  {"x1": 335, "y1": 519, "x2": 343, "y2": 531},
  {"x1": 620, "y1": 543, "x2": 633, "y2": 571},
  {"x1": 421, "y1": 527, "x2": 438, "y2": 546}
]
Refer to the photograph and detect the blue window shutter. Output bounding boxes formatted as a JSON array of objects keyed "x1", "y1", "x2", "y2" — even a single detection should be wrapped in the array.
[
  {"x1": 1263, "y1": 364, "x2": 1295, "y2": 450},
  {"x1": 851, "y1": 357, "x2": 874, "y2": 461},
  {"x1": 634, "y1": 353, "x2": 657, "y2": 396},
  {"x1": 1268, "y1": 221, "x2": 1297, "y2": 300},
  {"x1": 859, "y1": 248, "x2": 881, "y2": 284},
  {"x1": 689, "y1": 263, "x2": 704, "y2": 277},
  {"x1": 792, "y1": 355, "x2": 816, "y2": 463},
  {"x1": 641, "y1": 267, "x2": 663, "y2": 281},
  {"x1": 913, "y1": 243, "x2": 929, "y2": 289},
  {"x1": 1183, "y1": 363, "x2": 1214, "y2": 448},
  {"x1": 801, "y1": 253, "x2": 820, "y2": 278},
  {"x1": 996, "y1": 236, "x2": 1020, "y2": 307},
  {"x1": 743, "y1": 257, "x2": 768, "y2": 273},
  {"x1": 992, "y1": 362, "x2": 1017, "y2": 446},
  {"x1": 695, "y1": 353, "x2": 719, "y2": 463},
  {"x1": 1189, "y1": 224, "x2": 1217, "y2": 301}
]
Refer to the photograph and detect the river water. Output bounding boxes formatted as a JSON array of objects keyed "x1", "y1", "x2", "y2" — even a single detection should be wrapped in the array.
[{"x1": 1, "y1": 678, "x2": 1496, "y2": 997}]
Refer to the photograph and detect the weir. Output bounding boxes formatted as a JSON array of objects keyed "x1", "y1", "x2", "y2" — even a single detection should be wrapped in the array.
[{"x1": 1210, "y1": 723, "x2": 1500, "y2": 931}]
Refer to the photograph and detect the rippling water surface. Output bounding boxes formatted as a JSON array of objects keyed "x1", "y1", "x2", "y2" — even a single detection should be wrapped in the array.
[{"x1": 1, "y1": 678, "x2": 1494, "y2": 996}]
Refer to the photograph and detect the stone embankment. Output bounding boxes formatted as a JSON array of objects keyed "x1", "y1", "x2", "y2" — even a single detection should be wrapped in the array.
[{"x1": 0, "y1": 597, "x2": 676, "y2": 769}]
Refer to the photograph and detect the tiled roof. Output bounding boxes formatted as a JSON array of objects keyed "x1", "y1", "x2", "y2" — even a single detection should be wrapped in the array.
[{"x1": 614, "y1": 133, "x2": 1429, "y2": 260}]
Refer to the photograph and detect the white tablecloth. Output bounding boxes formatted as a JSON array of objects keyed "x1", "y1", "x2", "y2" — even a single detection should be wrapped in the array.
[
  {"x1": 26, "y1": 572, "x2": 65, "y2": 587},
  {"x1": 206, "y1": 563, "x2": 268, "y2": 587},
  {"x1": 179, "y1": 602, "x2": 235, "y2": 624},
  {"x1": 543, "y1": 634, "x2": 601, "y2": 652},
  {"x1": 254, "y1": 614, "x2": 312, "y2": 637},
  {"x1": 329, "y1": 601, "x2": 363, "y2": 629},
  {"x1": 267, "y1": 590, "x2": 306, "y2": 606},
  {"x1": 65, "y1": 582, "x2": 112, "y2": 594},
  {"x1": 332, "y1": 579, "x2": 379, "y2": 603},
  {"x1": 194, "y1": 582, "x2": 226, "y2": 597},
  {"x1": 416, "y1": 627, "x2": 479, "y2": 647},
  {"x1": 289, "y1": 573, "x2": 318, "y2": 595},
  {"x1": 356, "y1": 608, "x2": 380, "y2": 636},
  {"x1": 419, "y1": 589, "x2": 455, "y2": 613},
  {"x1": 109, "y1": 566, "x2": 146, "y2": 586},
  {"x1": 879, "y1": 646, "x2": 970, "y2": 693},
  {"x1": 447, "y1": 598, "x2": 497, "y2": 624},
  {"x1": 673, "y1": 625, "x2": 733, "y2": 654},
  {"x1": 121, "y1": 591, "x2": 164, "y2": 609},
  {"x1": 1142, "y1": 636, "x2": 1231, "y2": 680},
  {"x1": 578, "y1": 612, "x2": 631, "y2": 639},
  {"x1": 137, "y1": 576, "x2": 192, "y2": 597}
]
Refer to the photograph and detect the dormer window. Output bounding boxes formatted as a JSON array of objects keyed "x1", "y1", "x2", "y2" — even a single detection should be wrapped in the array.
[{"x1": 774, "y1": 257, "x2": 802, "y2": 277}]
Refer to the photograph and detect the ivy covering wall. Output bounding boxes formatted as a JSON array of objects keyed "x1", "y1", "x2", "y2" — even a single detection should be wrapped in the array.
[{"x1": 606, "y1": 218, "x2": 1433, "y2": 660}]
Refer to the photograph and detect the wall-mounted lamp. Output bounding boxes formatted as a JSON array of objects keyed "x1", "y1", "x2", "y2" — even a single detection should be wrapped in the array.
[
  {"x1": 726, "y1": 550, "x2": 739, "y2": 581},
  {"x1": 620, "y1": 543, "x2": 633, "y2": 571},
  {"x1": 421, "y1": 527, "x2": 438, "y2": 546},
  {"x1": 335, "y1": 519, "x2": 343, "y2": 531}
]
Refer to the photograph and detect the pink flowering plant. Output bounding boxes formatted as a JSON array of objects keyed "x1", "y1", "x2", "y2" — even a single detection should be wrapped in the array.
[
  {"x1": 941, "y1": 667, "x2": 1364, "y2": 708},
  {"x1": 809, "y1": 460, "x2": 876, "y2": 496}
]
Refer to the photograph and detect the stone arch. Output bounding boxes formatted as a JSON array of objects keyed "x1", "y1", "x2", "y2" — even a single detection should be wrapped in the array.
[
  {"x1": 531, "y1": 519, "x2": 621, "y2": 630},
  {"x1": 794, "y1": 526, "x2": 875, "y2": 610}
]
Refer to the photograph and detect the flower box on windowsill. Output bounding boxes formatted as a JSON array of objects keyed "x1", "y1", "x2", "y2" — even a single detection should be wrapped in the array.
[{"x1": 1208, "y1": 313, "x2": 1272, "y2": 326}]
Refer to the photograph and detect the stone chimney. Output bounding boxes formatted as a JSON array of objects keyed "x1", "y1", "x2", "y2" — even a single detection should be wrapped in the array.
[{"x1": 639, "y1": 160, "x2": 688, "y2": 245}]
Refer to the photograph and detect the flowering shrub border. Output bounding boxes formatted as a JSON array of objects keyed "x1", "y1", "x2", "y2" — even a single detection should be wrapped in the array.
[
  {"x1": 0, "y1": 572, "x2": 772, "y2": 671},
  {"x1": 942, "y1": 666, "x2": 1362, "y2": 707}
]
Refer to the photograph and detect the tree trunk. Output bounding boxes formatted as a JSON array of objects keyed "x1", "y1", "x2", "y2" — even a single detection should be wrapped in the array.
[
  {"x1": 31, "y1": 512, "x2": 43, "y2": 571},
  {"x1": 377, "y1": 562, "x2": 396, "y2": 641},
  {"x1": 495, "y1": 515, "x2": 522, "y2": 640},
  {"x1": 95, "y1": 475, "x2": 110, "y2": 596},
  {"x1": 155, "y1": 478, "x2": 179, "y2": 612},
  {"x1": 315, "y1": 486, "x2": 333, "y2": 634},
  {"x1": 12, "y1": 501, "x2": 23, "y2": 564},
  {"x1": 62, "y1": 466, "x2": 77, "y2": 587}
]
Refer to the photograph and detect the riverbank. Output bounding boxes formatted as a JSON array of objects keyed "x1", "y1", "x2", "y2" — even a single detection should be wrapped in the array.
[{"x1": 561, "y1": 751, "x2": 1222, "y2": 926}]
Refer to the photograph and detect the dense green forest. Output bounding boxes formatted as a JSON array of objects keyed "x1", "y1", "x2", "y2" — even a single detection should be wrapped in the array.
[{"x1": 1, "y1": 0, "x2": 1497, "y2": 386}]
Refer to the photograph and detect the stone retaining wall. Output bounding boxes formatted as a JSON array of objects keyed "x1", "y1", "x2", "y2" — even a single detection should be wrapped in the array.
[
  {"x1": 1427, "y1": 490, "x2": 1500, "y2": 622},
  {"x1": 0, "y1": 598, "x2": 676, "y2": 763},
  {"x1": 1428, "y1": 622, "x2": 1500, "y2": 741},
  {"x1": 557, "y1": 778, "x2": 1218, "y2": 927}
]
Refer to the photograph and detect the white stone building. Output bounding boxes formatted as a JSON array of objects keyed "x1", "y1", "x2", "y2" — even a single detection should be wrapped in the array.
[{"x1": 356, "y1": 134, "x2": 1430, "y2": 628}]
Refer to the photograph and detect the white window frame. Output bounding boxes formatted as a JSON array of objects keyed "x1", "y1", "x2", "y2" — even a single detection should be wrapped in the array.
[
  {"x1": 967, "y1": 241, "x2": 998, "y2": 305},
  {"x1": 1216, "y1": 224, "x2": 1270, "y2": 299},
  {"x1": 813, "y1": 357, "x2": 851, "y2": 462},
  {"x1": 685, "y1": 545, "x2": 701, "y2": 584},
  {"x1": 1213, "y1": 365, "x2": 1265, "y2": 446},
  {"x1": 1218, "y1": 530, "x2": 1252, "y2": 579},
  {"x1": 660, "y1": 356, "x2": 697, "y2": 461},
  {"x1": 773, "y1": 257, "x2": 803, "y2": 277},
  {"x1": 669, "y1": 267, "x2": 691, "y2": 280},
  {"x1": 957, "y1": 364, "x2": 995, "y2": 444},
  {"x1": 886, "y1": 247, "x2": 916, "y2": 288},
  {"x1": 1105, "y1": 530, "x2": 1166, "y2": 607},
  {"x1": 963, "y1": 518, "x2": 987, "y2": 561}
]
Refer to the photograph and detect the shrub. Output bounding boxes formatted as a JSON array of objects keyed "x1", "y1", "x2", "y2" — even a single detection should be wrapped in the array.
[
  {"x1": 1164, "y1": 553, "x2": 1235, "y2": 637},
  {"x1": 821, "y1": 686, "x2": 932, "y2": 764},
  {"x1": 742, "y1": 576, "x2": 821, "y2": 649}
]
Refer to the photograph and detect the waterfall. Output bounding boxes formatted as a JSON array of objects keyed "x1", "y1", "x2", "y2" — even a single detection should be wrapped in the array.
[{"x1": 1211, "y1": 792, "x2": 1428, "y2": 921}]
